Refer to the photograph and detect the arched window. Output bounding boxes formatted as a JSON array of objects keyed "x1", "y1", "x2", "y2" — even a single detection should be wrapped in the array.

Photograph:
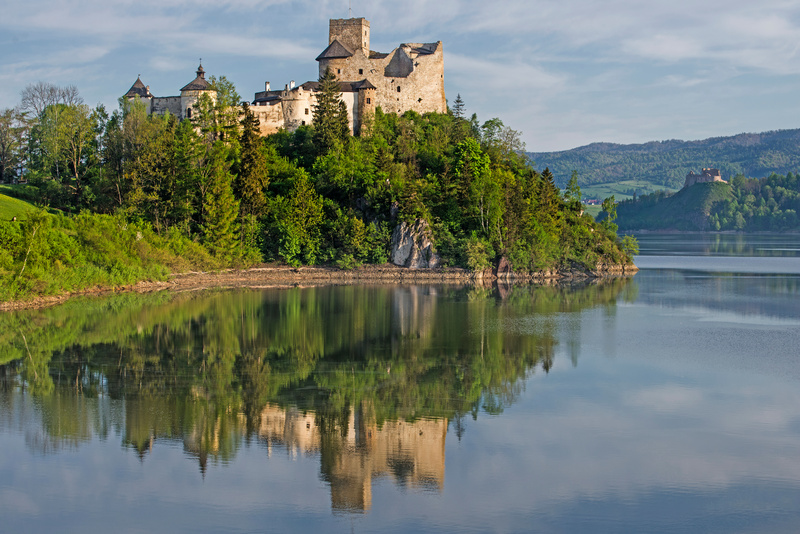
[{"x1": 186, "y1": 107, "x2": 192, "y2": 119}]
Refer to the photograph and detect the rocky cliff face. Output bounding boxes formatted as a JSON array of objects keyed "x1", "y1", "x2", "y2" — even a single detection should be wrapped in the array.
[{"x1": 390, "y1": 219, "x2": 440, "y2": 269}]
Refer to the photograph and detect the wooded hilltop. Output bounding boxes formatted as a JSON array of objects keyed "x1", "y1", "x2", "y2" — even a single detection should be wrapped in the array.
[
  {"x1": 0, "y1": 74, "x2": 635, "y2": 302},
  {"x1": 614, "y1": 172, "x2": 800, "y2": 232}
]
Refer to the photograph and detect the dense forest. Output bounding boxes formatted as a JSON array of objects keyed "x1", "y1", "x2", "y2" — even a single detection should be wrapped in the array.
[
  {"x1": 0, "y1": 75, "x2": 633, "y2": 301},
  {"x1": 614, "y1": 173, "x2": 800, "y2": 231},
  {"x1": 530, "y1": 129, "x2": 800, "y2": 191}
]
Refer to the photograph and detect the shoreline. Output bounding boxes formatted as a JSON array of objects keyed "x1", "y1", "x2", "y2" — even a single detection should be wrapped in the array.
[{"x1": 0, "y1": 262, "x2": 638, "y2": 312}]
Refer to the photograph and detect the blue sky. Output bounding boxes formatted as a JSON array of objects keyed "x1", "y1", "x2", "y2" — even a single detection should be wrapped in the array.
[{"x1": 2, "y1": 0, "x2": 800, "y2": 152}]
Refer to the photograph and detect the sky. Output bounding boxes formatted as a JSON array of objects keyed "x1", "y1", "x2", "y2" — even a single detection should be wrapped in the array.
[{"x1": 2, "y1": 0, "x2": 800, "y2": 152}]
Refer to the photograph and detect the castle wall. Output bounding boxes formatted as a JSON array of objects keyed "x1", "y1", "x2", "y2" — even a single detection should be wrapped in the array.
[
  {"x1": 253, "y1": 84, "x2": 361, "y2": 135},
  {"x1": 181, "y1": 90, "x2": 215, "y2": 121},
  {"x1": 357, "y1": 87, "x2": 376, "y2": 135},
  {"x1": 377, "y1": 44, "x2": 446, "y2": 115},
  {"x1": 129, "y1": 95, "x2": 153, "y2": 114},
  {"x1": 318, "y1": 42, "x2": 446, "y2": 116},
  {"x1": 252, "y1": 102, "x2": 286, "y2": 136},
  {"x1": 684, "y1": 168, "x2": 726, "y2": 189},
  {"x1": 151, "y1": 96, "x2": 181, "y2": 118}
]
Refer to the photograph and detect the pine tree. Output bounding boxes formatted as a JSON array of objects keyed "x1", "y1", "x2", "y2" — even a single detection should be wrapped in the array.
[
  {"x1": 452, "y1": 94, "x2": 465, "y2": 120},
  {"x1": 312, "y1": 68, "x2": 350, "y2": 154},
  {"x1": 235, "y1": 103, "x2": 268, "y2": 217},
  {"x1": 202, "y1": 142, "x2": 240, "y2": 262}
]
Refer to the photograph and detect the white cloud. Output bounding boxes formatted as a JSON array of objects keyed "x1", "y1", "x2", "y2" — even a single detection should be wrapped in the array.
[{"x1": 4, "y1": 0, "x2": 800, "y2": 148}]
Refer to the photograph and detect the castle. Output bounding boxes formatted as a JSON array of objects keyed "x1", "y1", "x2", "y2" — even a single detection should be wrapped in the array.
[
  {"x1": 124, "y1": 63, "x2": 214, "y2": 121},
  {"x1": 124, "y1": 17, "x2": 446, "y2": 135},
  {"x1": 684, "y1": 168, "x2": 727, "y2": 189}
]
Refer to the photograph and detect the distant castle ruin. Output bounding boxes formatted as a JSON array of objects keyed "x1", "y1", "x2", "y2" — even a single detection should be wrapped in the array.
[
  {"x1": 124, "y1": 17, "x2": 446, "y2": 135},
  {"x1": 684, "y1": 168, "x2": 727, "y2": 189}
]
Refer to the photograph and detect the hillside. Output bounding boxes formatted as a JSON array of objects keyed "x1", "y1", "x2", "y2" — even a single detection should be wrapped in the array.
[
  {"x1": 530, "y1": 129, "x2": 800, "y2": 193},
  {"x1": 0, "y1": 189, "x2": 36, "y2": 220},
  {"x1": 614, "y1": 182, "x2": 734, "y2": 231}
]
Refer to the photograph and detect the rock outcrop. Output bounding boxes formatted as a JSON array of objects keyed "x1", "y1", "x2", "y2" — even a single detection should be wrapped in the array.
[{"x1": 390, "y1": 219, "x2": 440, "y2": 269}]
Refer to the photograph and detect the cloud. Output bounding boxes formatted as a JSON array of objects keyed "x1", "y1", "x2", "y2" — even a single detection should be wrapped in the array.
[{"x1": 4, "y1": 0, "x2": 800, "y2": 148}]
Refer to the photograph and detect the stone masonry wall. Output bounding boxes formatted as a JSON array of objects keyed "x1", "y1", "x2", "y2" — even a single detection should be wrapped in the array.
[
  {"x1": 318, "y1": 42, "x2": 445, "y2": 116},
  {"x1": 151, "y1": 96, "x2": 181, "y2": 118},
  {"x1": 329, "y1": 18, "x2": 370, "y2": 53}
]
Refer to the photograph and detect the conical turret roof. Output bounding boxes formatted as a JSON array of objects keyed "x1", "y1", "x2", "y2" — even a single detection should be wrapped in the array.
[
  {"x1": 180, "y1": 64, "x2": 211, "y2": 92},
  {"x1": 125, "y1": 77, "x2": 151, "y2": 98}
]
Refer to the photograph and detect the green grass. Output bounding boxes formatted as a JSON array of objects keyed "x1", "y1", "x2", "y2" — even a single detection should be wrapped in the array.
[
  {"x1": 582, "y1": 180, "x2": 677, "y2": 202},
  {"x1": 0, "y1": 192, "x2": 37, "y2": 221},
  {"x1": 583, "y1": 205, "x2": 603, "y2": 219}
]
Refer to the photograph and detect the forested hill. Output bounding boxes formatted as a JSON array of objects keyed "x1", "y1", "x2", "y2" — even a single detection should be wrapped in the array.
[{"x1": 529, "y1": 129, "x2": 800, "y2": 190}]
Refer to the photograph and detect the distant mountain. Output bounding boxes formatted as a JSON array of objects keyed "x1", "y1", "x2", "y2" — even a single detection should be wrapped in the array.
[{"x1": 529, "y1": 129, "x2": 800, "y2": 190}]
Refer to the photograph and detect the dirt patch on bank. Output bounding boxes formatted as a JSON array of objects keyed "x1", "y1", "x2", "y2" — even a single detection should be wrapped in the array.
[{"x1": 0, "y1": 262, "x2": 637, "y2": 311}]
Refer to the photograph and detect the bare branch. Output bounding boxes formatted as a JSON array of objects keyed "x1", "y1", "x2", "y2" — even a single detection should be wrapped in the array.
[{"x1": 20, "y1": 81, "x2": 83, "y2": 117}]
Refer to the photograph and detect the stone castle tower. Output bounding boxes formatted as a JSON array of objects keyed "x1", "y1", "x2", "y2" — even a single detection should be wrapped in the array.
[{"x1": 316, "y1": 17, "x2": 446, "y2": 117}]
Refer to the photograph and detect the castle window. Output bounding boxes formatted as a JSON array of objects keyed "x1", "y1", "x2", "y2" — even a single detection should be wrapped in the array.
[
  {"x1": 305, "y1": 108, "x2": 309, "y2": 115},
  {"x1": 302, "y1": 120, "x2": 306, "y2": 126},
  {"x1": 366, "y1": 98, "x2": 371, "y2": 104},
  {"x1": 186, "y1": 107, "x2": 192, "y2": 118},
  {"x1": 337, "y1": 68, "x2": 341, "y2": 74},
  {"x1": 397, "y1": 86, "x2": 401, "y2": 92},
  {"x1": 359, "y1": 69, "x2": 363, "y2": 75}
]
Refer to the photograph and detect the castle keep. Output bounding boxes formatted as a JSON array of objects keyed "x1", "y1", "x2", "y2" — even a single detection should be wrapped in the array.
[
  {"x1": 684, "y1": 168, "x2": 727, "y2": 189},
  {"x1": 124, "y1": 17, "x2": 446, "y2": 135}
]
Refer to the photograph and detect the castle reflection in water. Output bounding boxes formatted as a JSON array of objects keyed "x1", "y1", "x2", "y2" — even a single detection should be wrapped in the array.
[{"x1": 259, "y1": 404, "x2": 446, "y2": 512}]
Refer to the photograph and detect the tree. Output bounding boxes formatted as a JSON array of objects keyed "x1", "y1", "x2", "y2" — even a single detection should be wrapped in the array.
[
  {"x1": 202, "y1": 142, "x2": 240, "y2": 261},
  {"x1": 235, "y1": 103, "x2": 268, "y2": 217},
  {"x1": 601, "y1": 196, "x2": 618, "y2": 232},
  {"x1": 193, "y1": 75, "x2": 242, "y2": 145},
  {"x1": 20, "y1": 82, "x2": 82, "y2": 118},
  {"x1": 564, "y1": 170, "x2": 581, "y2": 209},
  {"x1": 0, "y1": 108, "x2": 27, "y2": 183},
  {"x1": 452, "y1": 94, "x2": 466, "y2": 120},
  {"x1": 276, "y1": 171, "x2": 324, "y2": 266},
  {"x1": 312, "y1": 68, "x2": 349, "y2": 154},
  {"x1": 60, "y1": 103, "x2": 101, "y2": 203}
]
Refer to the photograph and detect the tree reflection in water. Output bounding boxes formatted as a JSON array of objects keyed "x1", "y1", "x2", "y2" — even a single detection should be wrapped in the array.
[{"x1": 0, "y1": 279, "x2": 631, "y2": 511}]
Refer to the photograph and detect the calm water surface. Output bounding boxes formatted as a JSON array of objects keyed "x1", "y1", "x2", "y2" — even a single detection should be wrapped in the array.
[{"x1": 2, "y1": 233, "x2": 800, "y2": 533}]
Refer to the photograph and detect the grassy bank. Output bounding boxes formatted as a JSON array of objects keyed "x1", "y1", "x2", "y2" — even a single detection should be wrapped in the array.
[
  {"x1": 0, "y1": 191, "x2": 37, "y2": 221},
  {"x1": 0, "y1": 210, "x2": 228, "y2": 302}
]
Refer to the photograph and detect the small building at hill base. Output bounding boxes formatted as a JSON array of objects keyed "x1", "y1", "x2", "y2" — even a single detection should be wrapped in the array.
[{"x1": 684, "y1": 168, "x2": 727, "y2": 189}]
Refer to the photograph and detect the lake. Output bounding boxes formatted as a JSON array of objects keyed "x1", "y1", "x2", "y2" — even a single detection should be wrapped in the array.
[{"x1": 2, "y1": 233, "x2": 800, "y2": 533}]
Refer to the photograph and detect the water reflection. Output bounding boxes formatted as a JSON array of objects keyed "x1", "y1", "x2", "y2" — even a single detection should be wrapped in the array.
[
  {"x1": 0, "y1": 280, "x2": 629, "y2": 513},
  {"x1": 636, "y1": 232, "x2": 800, "y2": 258}
]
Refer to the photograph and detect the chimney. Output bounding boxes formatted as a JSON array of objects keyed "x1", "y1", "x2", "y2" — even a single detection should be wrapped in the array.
[
  {"x1": 265, "y1": 81, "x2": 270, "y2": 91},
  {"x1": 290, "y1": 80, "x2": 295, "y2": 89}
]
